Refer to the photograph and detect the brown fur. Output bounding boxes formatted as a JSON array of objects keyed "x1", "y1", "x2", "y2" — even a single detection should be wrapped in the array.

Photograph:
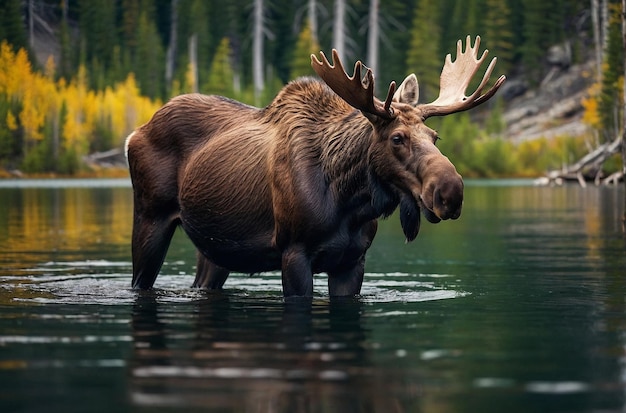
[{"x1": 126, "y1": 76, "x2": 463, "y2": 297}]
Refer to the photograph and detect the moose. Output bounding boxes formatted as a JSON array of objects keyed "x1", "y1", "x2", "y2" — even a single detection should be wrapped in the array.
[{"x1": 126, "y1": 36, "x2": 505, "y2": 297}]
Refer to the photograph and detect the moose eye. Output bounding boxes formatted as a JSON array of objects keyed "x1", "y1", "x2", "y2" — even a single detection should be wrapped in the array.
[{"x1": 391, "y1": 135, "x2": 404, "y2": 145}]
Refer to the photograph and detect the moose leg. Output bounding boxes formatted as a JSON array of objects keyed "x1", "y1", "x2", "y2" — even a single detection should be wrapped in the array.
[
  {"x1": 281, "y1": 245, "x2": 313, "y2": 297},
  {"x1": 131, "y1": 213, "x2": 178, "y2": 289},
  {"x1": 328, "y1": 220, "x2": 377, "y2": 296},
  {"x1": 192, "y1": 252, "x2": 230, "y2": 289},
  {"x1": 328, "y1": 256, "x2": 365, "y2": 297}
]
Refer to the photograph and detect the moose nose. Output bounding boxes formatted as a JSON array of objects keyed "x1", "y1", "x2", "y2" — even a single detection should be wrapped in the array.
[{"x1": 432, "y1": 176, "x2": 464, "y2": 220}]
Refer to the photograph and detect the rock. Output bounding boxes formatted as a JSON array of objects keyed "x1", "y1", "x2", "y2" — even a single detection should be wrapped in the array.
[
  {"x1": 500, "y1": 79, "x2": 528, "y2": 101},
  {"x1": 546, "y1": 42, "x2": 572, "y2": 68}
]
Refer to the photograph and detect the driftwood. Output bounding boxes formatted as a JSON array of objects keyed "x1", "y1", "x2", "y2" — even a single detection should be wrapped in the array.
[
  {"x1": 537, "y1": 134, "x2": 624, "y2": 187},
  {"x1": 82, "y1": 148, "x2": 127, "y2": 168}
]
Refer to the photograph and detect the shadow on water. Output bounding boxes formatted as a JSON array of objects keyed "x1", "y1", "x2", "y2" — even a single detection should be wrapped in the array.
[{"x1": 129, "y1": 291, "x2": 418, "y2": 412}]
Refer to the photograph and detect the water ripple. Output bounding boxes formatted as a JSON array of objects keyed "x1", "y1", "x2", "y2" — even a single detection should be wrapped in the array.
[{"x1": 1, "y1": 264, "x2": 467, "y2": 305}]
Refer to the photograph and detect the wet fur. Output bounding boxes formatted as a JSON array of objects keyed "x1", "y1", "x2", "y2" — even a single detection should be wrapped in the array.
[{"x1": 126, "y1": 76, "x2": 461, "y2": 296}]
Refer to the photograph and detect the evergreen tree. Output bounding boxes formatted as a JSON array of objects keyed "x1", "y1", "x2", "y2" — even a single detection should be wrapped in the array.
[
  {"x1": 520, "y1": 0, "x2": 549, "y2": 83},
  {"x1": 377, "y1": 0, "x2": 413, "y2": 93},
  {"x1": 0, "y1": 0, "x2": 29, "y2": 54},
  {"x1": 290, "y1": 20, "x2": 320, "y2": 79},
  {"x1": 189, "y1": 0, "x2": 212, "y2": 87},
  {"x1": 270, "y1": 0, "x2": 298, "y2": 84},
  {"x1": 204, "y1": 37, "x2": 235, "y2": 96},
  {"x1": 121, "y1": 0, "x2": 141, "y2": 54},
  {"x1": 406, "y1": 0, "x2": 441, "y2": 102},
  {"x1": 599, "y1": 2, "x2": 625, "y2": 141},
  {"x1": 78, "y1": 0, "x2": 118, "y2": 88},
  {"x1": 484, "y1": 0, "x2": 514, "y2": 75},
  {"x1": 521, "y1": 0, "x2": 568, "y2": 83},
  {"x1": 58, "y1": 0, "x2": 74, "y2": 80},
  {"x1": 136, "y1": 11, "x2": 165, "y2": 99}
]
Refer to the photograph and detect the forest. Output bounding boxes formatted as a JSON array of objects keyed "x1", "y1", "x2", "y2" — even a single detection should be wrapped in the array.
[{"x1": 0, "y1": 0, "x2": 623, "y2": 177}]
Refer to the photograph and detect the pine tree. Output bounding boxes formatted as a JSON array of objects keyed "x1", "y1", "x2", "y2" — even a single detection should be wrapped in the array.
[
  {"x1": 521, "y1": 0, "x2": 568, "y2": 83},
  {"x1": 520, "y1": 0, "x2": 549, "y2": 83},
  {"x1": 0, "y1": 0, "x2": 29, "y2": 54},
  {"x1": 599, "y1": 2, "x2": 625, "y2": 141},
  {"x1": 136, "y1": 11, "x2": 164, "y2": 99},
  {"x1": 290, "y1": 20, "x2": 320, "y2": 79},
  {"x1": 377, "y1": 0, "x2": 413, "y2": 92},
  {"x1": 58, "y1": 0, "x2": 74, "y2": 80},
  {"x1": 78, "y1": 0, "x2": 117, "y2": 88},
  {"x1": 484, "y1": 0, "x2": 514, "y2": 75},
  {"x1": 188, "y1": 0, "x2": 211, "y2": 89},
  {"x1": 406, "y1": 0, "x2": 441, "y2": 102},
  {"x1": 204, "y1": 37, "x2": 235, "y2": 96}
]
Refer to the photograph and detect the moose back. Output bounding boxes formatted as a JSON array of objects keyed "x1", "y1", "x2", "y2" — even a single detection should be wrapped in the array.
[{"x1": 126, "y1": 36, "x2": 505, "y2": 297}]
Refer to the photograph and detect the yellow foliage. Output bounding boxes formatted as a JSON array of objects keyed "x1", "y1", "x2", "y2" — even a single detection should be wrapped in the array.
[
  {"x1": 6, "y1": 111, "x2": 17, "y2": 130},
  {"x1": 44, "y1": 56, "x2": 55, "y2": 80},
  {"x1": 185, "y1": 62, "x2": 197, "y2": 93},
  {"x1": 0, "y1": 40, "x2": 161, "y2": 167},
  {"x1": 581, "y1": 81, "x2": 601, "y2": 129}
]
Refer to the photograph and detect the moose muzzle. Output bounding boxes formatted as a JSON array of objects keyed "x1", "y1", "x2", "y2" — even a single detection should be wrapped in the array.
[{"x1": 419, "y1": 169, "x2": 464, "y2": 223}]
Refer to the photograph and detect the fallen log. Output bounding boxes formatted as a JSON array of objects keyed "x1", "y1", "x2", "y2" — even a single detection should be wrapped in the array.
[{"x1": 540, "y1": 134, "x2": 623, "y2": 186}]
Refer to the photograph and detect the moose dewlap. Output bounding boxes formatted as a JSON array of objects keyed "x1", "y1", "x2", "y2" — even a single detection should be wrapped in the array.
[{"x1": 126, "y1": 36, "x2": 505, "y2": 297}]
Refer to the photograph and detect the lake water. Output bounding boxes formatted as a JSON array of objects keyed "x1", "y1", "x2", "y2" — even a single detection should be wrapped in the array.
[{"x1": 0, "y1": 178, "x2": 625, "y2": 412}]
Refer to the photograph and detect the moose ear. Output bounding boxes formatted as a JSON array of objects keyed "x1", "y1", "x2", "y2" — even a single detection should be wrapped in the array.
[{"x1": 393, "y1": 74, "x2": 419, "y2": 106}]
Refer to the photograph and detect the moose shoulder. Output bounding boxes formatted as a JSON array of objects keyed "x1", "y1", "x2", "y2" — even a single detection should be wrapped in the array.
[{"x1": 126, "y1": 36, "x2": 505, "y2": 297}]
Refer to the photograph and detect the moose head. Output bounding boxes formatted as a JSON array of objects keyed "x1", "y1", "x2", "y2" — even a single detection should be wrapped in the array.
[{"x1": 311, "y1": 35, "x2": 506, "y2": 241}]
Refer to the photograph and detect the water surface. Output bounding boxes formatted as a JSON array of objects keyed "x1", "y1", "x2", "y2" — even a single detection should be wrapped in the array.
[{"x1": 0, "y1": 179, "x2": 625, "y2": 412}]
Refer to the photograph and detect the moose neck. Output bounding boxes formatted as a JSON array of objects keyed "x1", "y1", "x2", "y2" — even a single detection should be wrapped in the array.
[
  {"x1": 320, "y1": 110, "x2": 398, "y2": 220},
  {"x1": 264, "y1": 78, "x2": 398, "y2": 220}
]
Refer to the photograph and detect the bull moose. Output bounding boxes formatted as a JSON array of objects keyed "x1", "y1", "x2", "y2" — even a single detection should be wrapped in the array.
[{"x1": 126, "y1": 36, "x2": 505, "y2": 297}]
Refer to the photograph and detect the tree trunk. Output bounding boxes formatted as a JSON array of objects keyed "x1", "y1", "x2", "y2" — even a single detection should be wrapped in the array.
[
  {"x1": 28, "y1": 0, "x2": 34, "y2": 48},
  {"x1": 308, "y1": 0, "x2": 318, "y2": 43},
  {"x1": 622, "y1": 0, "x2": 626, "y2": 233},
  {"x1": 333, "y1": 0, "x2": 346, "y2": 62},
  {"x1": 542, "y1": 135, "x2": 622, "y2": 186},
  {"x1": 188, "y1": 34, "x2": 198, "y2": 93},
  {"x1": 592, "y1": 0, "x2": 602, "y2": 81},
  {"x1": 602, "y1": 0, "x2": 609, "y2": 51},
  {"x1": 165, "y1": 0, "x2": 179, "y2": 96},
  {"x1": 367, "y1": 0, "x2": 379, "y2": 78},
  {"x1": 253, "y1": 0, "x2": 264, "y2": 106}
]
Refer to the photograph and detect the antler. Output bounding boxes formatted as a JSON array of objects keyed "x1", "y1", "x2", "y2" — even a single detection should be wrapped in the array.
[
  {"x1": 311, "y1": 49, "x2": 397, "y2": 120},
  {"x1": 420, "y1": 35, "x2": 506, "y2": 118}
]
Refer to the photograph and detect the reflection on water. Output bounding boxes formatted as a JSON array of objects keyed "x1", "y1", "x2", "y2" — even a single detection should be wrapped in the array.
[
  {"x1": 130, "y1": 294, "x2": 393, "y2": 411},
  {"x1": 0, "y1": 179, "x2": 625, "y2": 412}
]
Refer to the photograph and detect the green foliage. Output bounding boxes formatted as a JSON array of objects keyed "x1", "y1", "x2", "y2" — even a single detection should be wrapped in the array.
[
  {"x1": 204, "y1": 38, "x2": 235, "y2": 96},
  {"x1": 58, "y1": 147, "x2": 81, "y2": 175},
  {"x1": 406, "y1": 0, "x2": 441, "y2": 102},
  {"x1": 0, "y1": 0, "x2": 29, "y2": 54},
  {"x1": 431, "y1": 111, "x2": 593, "y2": 178},
  {"x1": 432, "y1": 113, "x2": 517, "y2": 178},
  {"x1": 135, "y1": 11, "x2": 165, "y2": 99},
  {"x1": 598, "y1": 2, "x2": 625, "y2": 142},
  {"x1": 484, "y1": 0, "x2": 514, "y2": 75},
  {"x1": 290, "y1": 20, "x2": 320, "y2": 80}
]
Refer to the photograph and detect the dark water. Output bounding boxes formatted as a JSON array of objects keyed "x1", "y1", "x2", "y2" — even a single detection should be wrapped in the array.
[{"x1": 0, "y1": 179, "x2": 625, "y2": 412}]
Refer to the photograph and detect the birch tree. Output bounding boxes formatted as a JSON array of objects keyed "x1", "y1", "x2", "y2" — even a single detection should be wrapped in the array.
[
  {"x1": 253, "y1": 0, "x2": 265, "y2": 105},
  {"x1": 621, "y1": 0, "x2": 626, "y2": 231},
  {"x1": 308, "y1": 0, "x2": 318, "y2": 43},
  {"x1": 592, "y1": 0, "x2": 602, "y2": 79},
  {"x1": 333, "y1": 0, "x2": 347, "y2": 63},
  {"x1": 366, "y1": 0, "x2": 379, "y2": 79},
  {"x1": 165, "y1": 0, "x2": 178, "y2": 96}
]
